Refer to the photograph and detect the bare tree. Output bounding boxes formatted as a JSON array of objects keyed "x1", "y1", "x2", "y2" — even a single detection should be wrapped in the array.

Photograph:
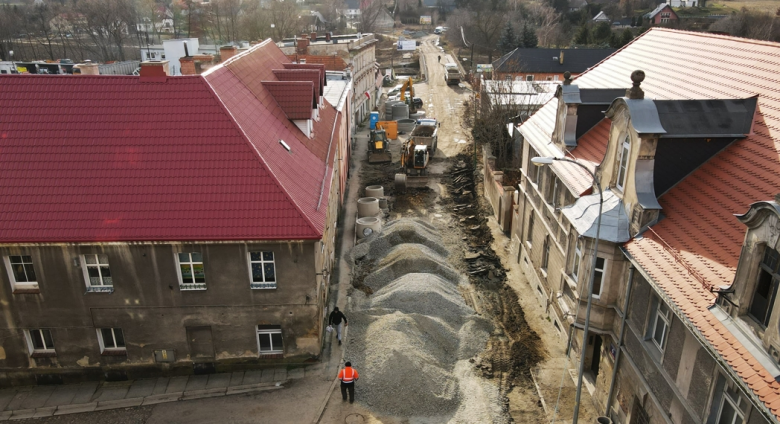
[
  {"x1": 29, "y1": 1, "x2": 59, "y2": 60},
  {"x1": 358, "y1": 0, "x2": 384, "y2": 33},
  {"x1": 268, "y1": 0, "x2": 302, "y2": 40},
  {"x1": 74, "y1": 0, "x2": 136, "y2": 61},
  {"x1": 238, "y1": 1, "x2": 272, "y2": 41},
  {"x1": 318, "y1": 0, "x2": 346, "y2": 30},
  {"x1": 709, "y1": 7, "x2": 780, "y2": 42}
]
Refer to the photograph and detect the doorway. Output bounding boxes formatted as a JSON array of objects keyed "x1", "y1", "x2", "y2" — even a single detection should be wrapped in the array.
[{"x1": 590, "y1": 334, "x2": 603, "y2": 377}]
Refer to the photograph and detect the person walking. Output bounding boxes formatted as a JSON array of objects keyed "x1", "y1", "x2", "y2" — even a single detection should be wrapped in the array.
[
  {"x1": 338, "y1": 361, "x2": 359, "y2": 403},
  {"x1": 328, "y1": 307, "x2": 348, "y2": 345},
  {"x1": 437, "y1": 55, "x2": 441, "y2": 63}
]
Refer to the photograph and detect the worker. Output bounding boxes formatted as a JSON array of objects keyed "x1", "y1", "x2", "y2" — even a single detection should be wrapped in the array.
[
  {"x1": 438, "y1": 55, "x2": 441, "y2": 63},
  {"x1": 338, "y1": 361, "x2": 359, "y2": 403},
  {"x1": 328, "y1": 307, "x2": 348, "y2": 346}
]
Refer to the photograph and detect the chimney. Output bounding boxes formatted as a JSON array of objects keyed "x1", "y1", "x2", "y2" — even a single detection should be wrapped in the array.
[
  {"x1": 311, "y1": 31, "x2": 317, "y2": 41},
  {"x1": 296, "y1": 38, "x2": 309, "y2": 55},
  {"x1": 180, "y1": 56, "x2": 196, "y2": 75},
  {"x1": 220, "y1": 45, "x2": 238, "y2": 62},
  {"x1": 559, "y1": 51, "x2": 564, "y2": 65},
  {"x1": 626, "y1": 70, "x2": 645, "y2": 100},
  {"x1": 77, "y1": 59, "x2": 99, "y2": 75},
  {"x1": 326, "y1": 32, "x2": 332, "y2": 42},
  {"x1": 139, "y1": 60, "x2": 169, "y2": 81}
]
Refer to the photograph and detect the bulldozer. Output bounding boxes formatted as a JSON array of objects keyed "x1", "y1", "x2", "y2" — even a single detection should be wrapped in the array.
[
  {"x1": 394, "y1": 138, "x2": 429, "y2": 192},
  {"x1": 367, "y1": 129, "x2": 392, "y2": 164}
]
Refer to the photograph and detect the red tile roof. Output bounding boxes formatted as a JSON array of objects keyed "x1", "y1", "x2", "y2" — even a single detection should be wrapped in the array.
[
  {"x1": 0, "y1": 39, "x2": 337, "y2": 243},
  {"x1": 285, "y1": 54, "x2": 348, "y2": 71},
  {"x1": 532, "y1": 28, "x2": 780, "y2": 418},
  {"x1": 263, "y1": 81, "x2": 316, "y2": 119},
  {"x1": 272, "y1": 69, "x2": 323, "y2": 101}
]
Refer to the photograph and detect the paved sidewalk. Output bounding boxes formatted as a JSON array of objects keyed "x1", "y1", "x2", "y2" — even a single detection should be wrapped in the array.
[{"x1": 0, "y1": 367, "x2": 306, "y2": 421}]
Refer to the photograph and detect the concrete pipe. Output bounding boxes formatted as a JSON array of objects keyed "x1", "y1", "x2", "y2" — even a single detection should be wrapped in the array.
[
  {"x1": 385, "y1": 101, "x2": 402, "y2": 114},
  {"x1": 356, "y1": 216, "x2": 382, "y2": 239},
  {"x1": 409, "y1": 111, "x2": 426, "y2": 120},
  {"x1": 596, "y1": 418, "x2": 612, "y2": 424},
  {"x1": 366, "y1": 185, "x2": 384, "y2": 198},
  {"x1": 378, "y1": 197, "x2": 388, "y2": 209},
  {"x1": 394, "y1": 173, "x2": 407, "y2": 193},
  {"x1": 357, "y1": 197, "x2": 380, "y2": 218},
  {"x1": 392, "y1": 104, "x2": 409, "y2": 120},
  {"x1": 397, "y1": 118, "x2": 416, "y2": 134}
]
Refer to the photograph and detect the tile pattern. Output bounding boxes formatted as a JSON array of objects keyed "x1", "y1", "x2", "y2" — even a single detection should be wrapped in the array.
[
  {"x1": 0, "y1": 39, "x2": 340, "y2": 243},
  {"x1": 566, "y1": 28, "x2": 780, "y2": 418}
]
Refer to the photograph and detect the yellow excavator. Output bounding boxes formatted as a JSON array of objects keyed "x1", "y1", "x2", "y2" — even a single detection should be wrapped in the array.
[
  {"x1": 394, "y1": 138, "x2": 429, "y2": 192},
  {"x1": 398, "y1": 78, "x2": 418, "y2": 113},
  {"x1": 367, "y1": 129, "x2": 392, "y2": 164}
]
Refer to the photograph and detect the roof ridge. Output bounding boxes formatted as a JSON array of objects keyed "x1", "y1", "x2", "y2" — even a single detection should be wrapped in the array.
[{"x1": 201, "y1": 70, "x2": 322, "y2": 239}]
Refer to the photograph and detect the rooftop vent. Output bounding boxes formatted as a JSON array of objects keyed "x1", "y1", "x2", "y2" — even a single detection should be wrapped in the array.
[{"x1": 279, "y1": 139, "x2": 291, "y2": 152}]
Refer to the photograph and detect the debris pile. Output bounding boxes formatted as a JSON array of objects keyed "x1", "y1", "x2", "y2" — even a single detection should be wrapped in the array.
[{"x1": 346, "y1": 218, "x2": 506, "y2": 421}]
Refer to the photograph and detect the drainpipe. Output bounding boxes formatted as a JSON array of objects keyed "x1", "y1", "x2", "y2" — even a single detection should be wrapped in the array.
[{"x1": 605, "y1": 265, "x2": 635, "y2": 417}]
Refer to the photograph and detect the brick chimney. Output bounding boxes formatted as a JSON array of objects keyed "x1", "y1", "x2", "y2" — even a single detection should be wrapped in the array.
[
  {"x1": 326, "y1": 32, "x2": 332, "y2": 42},
  {"x1": 311, "y1": 31, "x2": 317, "y2": 41},
  {"x1": 76, "y1": 60, "x2": 99, "y2": 75},
  {"x1": 180, "y1": 56, "x2": 196, "y2": 75},
  {"x1": 626, "y1": 70, "x2": 645, "y2": 100},
  {"x1": 139, "y1": 60, "x2": 169, "y2": 82},
  {"x1": 296, "y1": 38, "x2": 309, "y2": 55},
  {"x1": 220, "y1": 46, "x2": 238, "y2": 62}
]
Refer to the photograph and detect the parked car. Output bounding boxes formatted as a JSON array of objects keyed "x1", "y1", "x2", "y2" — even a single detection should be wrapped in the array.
[{"x1": 434, "y1": 26, "x2": 443, "y2": 34}]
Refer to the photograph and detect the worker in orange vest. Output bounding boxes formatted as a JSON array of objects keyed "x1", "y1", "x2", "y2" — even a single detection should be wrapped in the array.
[{"x1": 338, "y1": 361, "x2": 359, "y2": 403}]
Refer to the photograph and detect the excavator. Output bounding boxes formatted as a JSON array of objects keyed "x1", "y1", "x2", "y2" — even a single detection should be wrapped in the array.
[
  {"x1": 367, "y1": 129, "x2": 392, "y2": 164},
  {"x1": 398, "y1": 78, "x2": 418, "y2": 114},
  {"x1": 394, "y1": 138, "x2": 429, "y2": 192}
]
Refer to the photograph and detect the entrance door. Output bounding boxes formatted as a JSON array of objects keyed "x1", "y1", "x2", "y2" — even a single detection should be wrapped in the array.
[
  {"x1": 186, "y1": 326, "x2": 214, "y2": 361},
  {"x1": 590, "y1": 335, "x2": 603, "y2": 377}
]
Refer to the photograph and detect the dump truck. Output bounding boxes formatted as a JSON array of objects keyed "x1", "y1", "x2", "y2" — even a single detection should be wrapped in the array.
[
  {"x1": 409, "y1": 119, "x2": 439, "y2": 153},
  {"x1": 394, "y1": 139, "x2": 430, "y2": 192},
  {"x1": 367, "y1": 129, "x2": 392, "y2": 164},
  {"x1": 444, "y1": 63, "x2": 461, "y2": 85}
]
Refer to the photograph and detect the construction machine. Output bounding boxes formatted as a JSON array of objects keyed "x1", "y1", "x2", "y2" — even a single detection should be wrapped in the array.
[
  {"x1": 394, "y1": 139, "x2": 429, "y2": 192},
  {"x1": 398, "y1": 78, "x2": 418, "y2": 113},
  {"x1": 367, "y1": 129, "x2": 392, "y2": 164}
]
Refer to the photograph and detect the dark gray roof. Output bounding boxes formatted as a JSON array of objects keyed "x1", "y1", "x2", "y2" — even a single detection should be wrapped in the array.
[
  {"x1": 579, "y1": 88, "x2": 625, "y2": 104},
  {"x1": 655, "y1": 98, "x2": 757, "y2": 138},
  {"x1": 492, "y1": 48, "x2": 617, "y2": 74}
]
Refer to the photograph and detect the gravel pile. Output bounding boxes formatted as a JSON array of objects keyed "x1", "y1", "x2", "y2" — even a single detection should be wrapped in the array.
[
  {"x1": 346, "y1": 218, "x2": 503, "y2": 421},
  {"x1": 363, "y1": 244, "x2": 462, "y2": 291}
]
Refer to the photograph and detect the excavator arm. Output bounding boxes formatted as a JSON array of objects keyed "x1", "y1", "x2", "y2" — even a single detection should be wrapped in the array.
[{"x1": 399, "y1": 78, "x2": 414, "y2": 102}]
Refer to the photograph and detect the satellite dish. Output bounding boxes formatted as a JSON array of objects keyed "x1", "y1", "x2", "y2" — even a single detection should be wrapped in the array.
[{"x1": 363, "y1": 228, "x2": 373, "y2": 237}]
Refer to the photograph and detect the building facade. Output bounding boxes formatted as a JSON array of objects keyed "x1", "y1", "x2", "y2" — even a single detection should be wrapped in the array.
[
  {"x1": 512, "y1": 28, "x2": 780, "y2": 424},
  {"x1": 0, "y1": 40, "x2": 348, "y2": 386},
  {"x1": 492, "y1": 48, "x2": 616, "y2": 84}
]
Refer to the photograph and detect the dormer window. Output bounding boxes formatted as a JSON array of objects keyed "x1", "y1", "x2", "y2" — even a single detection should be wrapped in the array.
[
  {"x1": 749, "y1": 247, "x2": 780, "y2": 328},
  {"x1": 616, "y1": 136, "x2": 630, "y2": 191}
]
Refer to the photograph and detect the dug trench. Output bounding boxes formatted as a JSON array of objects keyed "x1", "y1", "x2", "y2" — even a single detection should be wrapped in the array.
[{"x1": 349, "y1": 145, "x2": 545, "y2": 420}]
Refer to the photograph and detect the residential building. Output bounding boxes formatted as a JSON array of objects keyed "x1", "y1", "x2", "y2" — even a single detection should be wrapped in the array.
[
  {"x1": 593, "y1": 11, "x2": 611, "y2": 22},
  {"x1": 512, "y1": 27, "x2": 780, "y2": 424},
  {"x1": 279, "y1": 33, "x2": 380, "y2": 135},
  {"x1": 139, "y1": 39, "x2": 220, "y2": 75},
  {"x1": 492, "y1": 48, "x2": 616, "y2": 83},
  {"x1": 645, "y1": 4, "x2": 679, "y2": 24},
  {"x1": 0, "y1": 39, "x2": 349, "y2": 386},
  {"x1": 667, "y1": 0, "x2": 698, "y2": 7}
]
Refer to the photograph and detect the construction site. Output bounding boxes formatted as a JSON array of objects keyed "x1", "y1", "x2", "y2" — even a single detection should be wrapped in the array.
[{"x1": 321, "y1": 34, "x2": 598, "y2": 424}]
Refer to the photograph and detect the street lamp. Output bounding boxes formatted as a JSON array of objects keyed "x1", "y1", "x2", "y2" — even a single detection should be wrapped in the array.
[
  {"x1": 459, "y1": 83, "x2": 478, "y2": 169},
  {"x1": 531, "y1": 156, "x2": 603, "y2": 424}
]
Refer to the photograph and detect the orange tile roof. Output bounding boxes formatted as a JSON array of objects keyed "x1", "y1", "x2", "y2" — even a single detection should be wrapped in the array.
[{"x1": 521, "y1": 28, "x2": 780, "y2": 419}]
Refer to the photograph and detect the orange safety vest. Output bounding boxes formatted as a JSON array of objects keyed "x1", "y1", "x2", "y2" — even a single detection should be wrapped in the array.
[{"x1": 338, "y1": 367, "x2": 358, "y2": 383}]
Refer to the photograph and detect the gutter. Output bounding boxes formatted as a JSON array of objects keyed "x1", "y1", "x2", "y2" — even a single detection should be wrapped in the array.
[{"x1": 620, "y1": 246, "x2": 779, "y2": 424}]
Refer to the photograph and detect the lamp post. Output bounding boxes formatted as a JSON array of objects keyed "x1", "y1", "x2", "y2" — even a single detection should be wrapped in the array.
[
  {"x1": 459, "y1": 83, "x2": 478, "y2": 169},
  {"x1": 531, "y1": 156, "x2": 603, "y2": 424}
]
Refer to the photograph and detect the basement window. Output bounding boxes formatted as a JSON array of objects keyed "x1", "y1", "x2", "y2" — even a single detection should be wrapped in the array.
[
  {"x1": 26, "y1": 329, "x2": 56, "y2": 357},
  {"x1": 97, "y1": 328, "x2": 126, "y2": 355},
  {"x1": 257, "y1": 325, "x2": 283, "y2": 354}
]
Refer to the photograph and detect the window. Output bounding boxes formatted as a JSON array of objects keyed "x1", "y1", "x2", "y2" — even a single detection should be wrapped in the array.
[
  {"x1": 716, "y1": 381, "x2": 749, "y2": 424},
  {"x1": 505, "y1": 75, "x2": 512, "y2": 82},
  {"x1": 525, "y1": 75, "x2": 534, "y2": 81},
  {"x1": 528, "y1": 148, "x2": 539, "y2": 184},
  {"x1": 572, "y1": 239, "x2": 582, "y2": 281},
  {"x1": 82, "y1": 254, "x2": 112, "y2": 292},
  {"x1": 98, "y1": 328, "x2": 126, "y2": 354},
  {"x1": 541, "y1": 236, "x2": 550, "y2": 271},
  {"x1": 257, "y1": 325, "x2": 283, "y2": 354},
  {"x1": 249, "y1": 251, "x2": 277, "y2": 289},
  {"x1": 592, "y1": 257, "x2": 606, "y2": 298},
  {"x1": 5, "y1": 255, "x2": 38, "y2": 290},
  {"x1": 515, "y1": 76, "x2": 523, "y2": 81},
  {"x1": 749, "y1": 248, "x2": 779, "y2": 327},
  {"x1": 650, "y1": 297, "x2": 672, "y2": 350},
  {"x1": 26, "y1": 329, "x2": 55, "y2": 355},
  {"x1": 616, "y1": 136, "x2": 630, "y2": 191},
  {"x1": 177, "y1": 252, "x2": 206, "y2": 289},
  {"x1": 527, "y1": 213, "x2": 535, "y2": 245},
  {"x1": 546, "y1": 76, "x2": 553, "y2": 81},
  {"x1": 553, "y1": 75, "x2": 560, "y2": 81}
]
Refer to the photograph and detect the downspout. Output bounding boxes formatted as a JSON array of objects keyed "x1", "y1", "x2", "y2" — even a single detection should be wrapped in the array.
[
  {"x1": 316, "y1": 108, "x2": 341, "y2": 211},
  {"x1": 605, "y1": 265, "x2": 635, "y2": 417}
]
